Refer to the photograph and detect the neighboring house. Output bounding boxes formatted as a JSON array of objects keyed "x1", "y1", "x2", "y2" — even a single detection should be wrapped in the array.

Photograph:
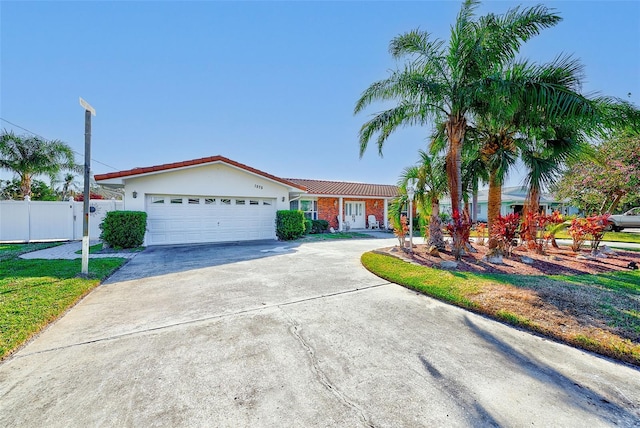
[
  {"x1": 95, "y1": 155, "x2": 399, "y2": 246},
  {"x1": 285, "y1": 179, "x2": 398, "y2": 231},
  {"x1": 440, "y1": 186, "x2": 579, "y2": 221}
]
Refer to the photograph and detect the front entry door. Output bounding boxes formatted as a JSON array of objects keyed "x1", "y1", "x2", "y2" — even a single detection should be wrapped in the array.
[{"x1": 345, "y1": 201, "x2": 365, "y2": 229}]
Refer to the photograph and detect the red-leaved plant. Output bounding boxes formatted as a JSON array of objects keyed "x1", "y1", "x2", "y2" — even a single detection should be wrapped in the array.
[
  {"x1": 445, "y1": 209, "x2": 471, "y2": 260},
  {"x1": 490, "y1": 213, "x2": 520, "y2": 257},
  {"x1": 476, "y1": 222, "x2": 487, "y2": 246},
  {"x1": 568, "y1": 214, "x2": 610, "y2": 254},
  {"x1": 394, "y1": 215, "x2": 409, "y2": 250},
  {"x1": 586, "y1": 214, "x2": 610, "y2": 255},
  {"x1": 568, "y1": 217, "x2": 588, "y2": 252},
  {"x1": 522, "y1": 211, "x2": 564, "y2": 254}
]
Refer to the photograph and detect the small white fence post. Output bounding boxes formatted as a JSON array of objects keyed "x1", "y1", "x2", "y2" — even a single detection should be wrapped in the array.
[{"x1": 24, "y1": 195, "x2": 31, "y2": 242}]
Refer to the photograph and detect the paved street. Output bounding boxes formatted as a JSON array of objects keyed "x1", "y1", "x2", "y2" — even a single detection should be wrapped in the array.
[{"x1": 2, "y1": 237, "x2": 639, "y2": 427}]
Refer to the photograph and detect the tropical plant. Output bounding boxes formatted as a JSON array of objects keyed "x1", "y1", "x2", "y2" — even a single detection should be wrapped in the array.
[
  {"x1": 400, "y1": 150, "x2": 448, "y2": 250},
  {"x1": 445, "y1": 210, "x2": 472, "y2": 257},
  {"x1": 473, "y1": 55, "x2": 603, "y2": 248},
  {"x1": 0, "y1": 178, "x2": 57, "y2": 201},
  {"x1": 586, "y1": 214, "x2": 610, "y2": 255},
  {"x1": 355, "y1": 0, "x2": 563, "y2": 257},
  {"x1": 0, "y1": 130, "x2": 77, "y2": 198},
  {"x1": 393, "y1": 215, "x2": 409, "y2": 249},
  {"x1": 490, "y1": 213, "x2": 520, "y2": 257},
  {"x1": 520, "y1": 210, "x2": 564, "y2": 254},
  {"x1": 475, "y1": 222, "x2": 487, "y2": 246}
]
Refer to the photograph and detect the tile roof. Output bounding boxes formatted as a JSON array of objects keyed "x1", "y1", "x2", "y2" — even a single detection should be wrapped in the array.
[
  {"x1": 94, "y1": 155, "x2": 307, "y2": 191},
  {"x1": 286, "y1": 178, "x2": 398, "y2": 198}
]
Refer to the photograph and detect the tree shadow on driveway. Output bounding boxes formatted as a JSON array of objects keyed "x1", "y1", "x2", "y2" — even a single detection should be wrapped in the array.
[{"x1": 463, "y1": 315, "x2": 640, "y2": 425}]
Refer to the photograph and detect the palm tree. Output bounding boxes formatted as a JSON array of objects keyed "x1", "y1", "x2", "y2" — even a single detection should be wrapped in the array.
[
  {"x1": 400, "y1": 150, "x2": 449, "y2": 250},
  {"x1": 354, "y1": 0, "x2": 562, "y2": 257},
  {"x1": 0, "y1": 130, "x2": 77, "y2": 198},
  {"x1": 473, "y1": 56, "x2": 601, "y2": 246}
]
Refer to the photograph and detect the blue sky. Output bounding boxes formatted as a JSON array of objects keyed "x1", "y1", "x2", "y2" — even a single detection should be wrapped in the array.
[{"x1": 1, "y1": 1, "x2": 639, "y2": 188}]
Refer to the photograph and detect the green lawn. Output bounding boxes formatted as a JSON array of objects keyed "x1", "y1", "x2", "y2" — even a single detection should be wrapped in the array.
[
  {"x1": 362, "y1": 252, "x2": 640, "y2": 366},
  {"x1": 0, "y1": 242, "x2": 63, "y2": 262},
  {"x1": 300, "y1": 232, "x2": 373, "y2": 241},
  {"x1": 0, "y1": 244, "x2": 127, "y2": 360}
]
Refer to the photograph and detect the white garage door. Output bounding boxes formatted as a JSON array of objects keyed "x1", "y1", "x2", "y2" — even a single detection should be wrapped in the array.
[{"x1": 146, "y1": 195, "x2": 277, "y2": 245}]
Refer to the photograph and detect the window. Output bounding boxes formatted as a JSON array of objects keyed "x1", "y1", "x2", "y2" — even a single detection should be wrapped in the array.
[
  {"x1": 235, "y1": 199, "x2": 245, "y2": 205},
  {"x1": 204, "y1": 198, "x2": 216, "y2": 205},
  {"x1": 188, "y1": 198, "x2": 200, "y2": 205},
  {"x1": 263, "y1": 200, "x2": 271, "y2": 206},
  {"x1": 289, "y1": 200, "x2": 299, "y2": 210},
  {"x1": 151, "y1": 196, "x2": 165, "y2": 204},
  {"x1": 250, "y1": 200, "x2": 259, "y2": 205},
  {"x1": 300, "y1": 200, "x2": 318, "y2": 220},
  {"x1": 170, "y1": 198, "x2": 183, "y2": 204},
  {"x1": 221, "y1": 199, "x2": 231, "y2": 205}
]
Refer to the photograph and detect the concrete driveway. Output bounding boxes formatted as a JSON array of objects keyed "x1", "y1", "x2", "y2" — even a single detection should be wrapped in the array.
[{"x1": 1, "y1": 237, "x2": 639, "y2": 427}]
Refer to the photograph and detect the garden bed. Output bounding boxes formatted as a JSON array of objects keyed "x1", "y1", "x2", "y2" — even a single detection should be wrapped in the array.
[{"x1": 387, "y1": 242, "x2": 640, "y2": 276}]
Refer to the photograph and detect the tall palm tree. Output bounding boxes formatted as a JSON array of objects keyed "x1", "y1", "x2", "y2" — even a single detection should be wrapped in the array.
[
  {"x1": 473, "y1": 56, "x2": 600, "y2": 246},
  {"x1": 354, "y1": 0, "x2": 562, "y2": 257},
  {"x1": 0, "y1": 130, "x2": 77, "y2": 198}
]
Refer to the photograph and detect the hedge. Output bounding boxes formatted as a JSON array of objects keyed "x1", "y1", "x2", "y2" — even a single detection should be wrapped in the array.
[
  {"x1": 276, "y1": 210, "x2": 306, "y2": 240},
  {"x1": 99, "y1": 211, "x2": 147, "y2": 249}
]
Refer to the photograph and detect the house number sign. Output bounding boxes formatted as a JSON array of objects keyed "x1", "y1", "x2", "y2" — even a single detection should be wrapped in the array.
[{"x1": 254, "y1": 184, "x2": 263, "y2": 190}]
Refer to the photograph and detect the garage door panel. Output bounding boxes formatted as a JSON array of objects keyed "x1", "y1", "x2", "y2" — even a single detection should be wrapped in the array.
[{"x1": 145, "y1": 195, "x2": 276, "y2": 245}]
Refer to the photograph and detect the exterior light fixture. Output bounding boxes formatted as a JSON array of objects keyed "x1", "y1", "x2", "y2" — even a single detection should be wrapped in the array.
[{"x1": 132, "y1": 191, "x2": 138, "y2": 199}]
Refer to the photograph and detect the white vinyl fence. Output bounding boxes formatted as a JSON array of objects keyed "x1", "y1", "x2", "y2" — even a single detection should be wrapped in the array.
[{"x1": 0, "y1": 198, "x2": 123, "y2": 242}]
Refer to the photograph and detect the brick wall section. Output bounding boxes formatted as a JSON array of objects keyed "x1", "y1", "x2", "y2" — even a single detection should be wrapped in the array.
[
  {"x1": 317, "y1": 197, "x2": 389, "y2": 229},
  {"x1": 317, "y1": 197, "x2": 339, "y2": 229},
  {"x1": 364, "y1": 199, "x2": 385, "y2": 228}
]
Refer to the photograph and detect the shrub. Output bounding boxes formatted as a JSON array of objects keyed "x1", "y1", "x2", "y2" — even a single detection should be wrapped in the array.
[
  {"x1": 394, "y1": 215, "x2": 409, "y2": 249},
  {"x1": 568, "y1": 217, "x2": 589, "y2": 252},
  {"x1": 521, "y1": 210, "x2": 564, "y2": 254},
  {"x1": 490, "y1": 213, "x2": 520, "y2": 257},
  {"x1": 311, "y1": 219, "x2": 329, "y2": 234},
  {"x1": 445, "y1": 210, "x2": 472, "y2": 259},
  {"x1": 276, "y1": 210, "x2": 306, "y2": 240},
  {"x1": 99, "y1": 211, "x2": 147, "y2": 249},
  {"x1": 586, "y1": 214, "x2": 610, "y2": 255},
  {"x1": 304, "y1": 219, "x2": 313, "y2": 234},
  {"x1": 476, "y1": 223, "x2": 487, "y2": 246}
]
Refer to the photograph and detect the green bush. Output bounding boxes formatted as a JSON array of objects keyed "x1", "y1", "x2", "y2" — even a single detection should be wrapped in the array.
[
  {"x1": 311, "y1": 219, "x2": 329, "y2": 234},
  {"x1": 276, "y1": 210, "x2": 306, "y2": 240},
  {"x1": 99, "y1": 211, "x2": 147, "y2": 249},
  {"x1": 304, "y1": 219, "x2": 313, "y2": 234}
]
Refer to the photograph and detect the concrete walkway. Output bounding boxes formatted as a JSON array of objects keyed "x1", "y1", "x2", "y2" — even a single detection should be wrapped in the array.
[
  {"x1": 2, "y1": 238, "x2": 639, "y2": 426},
  {"x1": 19, "y1": 240, "x2": 140, "y2": 260}
]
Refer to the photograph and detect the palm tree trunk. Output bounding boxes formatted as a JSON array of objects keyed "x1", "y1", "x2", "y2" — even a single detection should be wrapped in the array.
[
  {"x1": 487, "y1": 170, "x2": 502, "y2": 249},
  {"x1": 472, "y1": 181, "x2": 479, "y2": 224},
  {"x1": 524, "y1": 187, "x2": 541, "y2": 252},
  {"x1": 428, "y1": 198, "x2": 445, "y2": 250},
  {"x1": 446, "y1": 117, "x2": 466, "y2": 259},
  {"x1": 20, "y1": 174, "x2": 31, "y2": 198}
]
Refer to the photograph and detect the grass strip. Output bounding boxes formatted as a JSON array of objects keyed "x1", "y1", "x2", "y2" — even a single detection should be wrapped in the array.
[
  {"x1": 0, "y1": 256, "x2": 127, "y2": 360},
  {"x1": 362, "y1": 252, "x2": 640, "y2": 366}
]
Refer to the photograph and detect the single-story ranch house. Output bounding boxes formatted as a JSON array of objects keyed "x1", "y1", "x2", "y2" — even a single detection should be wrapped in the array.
[
  {"x1": 95, "y1": 156, "x2": 398, "y2": 246},
  {"x1": 95, "y1": 155, "x2": 575, "y2": 247}
]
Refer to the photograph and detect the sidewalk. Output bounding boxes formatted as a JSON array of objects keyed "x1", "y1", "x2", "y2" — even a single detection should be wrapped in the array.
[{"x1": 19, "y1": 241, "x2": 140, "y2": 260}]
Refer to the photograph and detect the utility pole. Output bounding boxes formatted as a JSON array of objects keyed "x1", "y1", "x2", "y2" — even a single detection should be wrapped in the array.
[{"x1": 79, "y1": 97, "x2": 96, "y2": 275}]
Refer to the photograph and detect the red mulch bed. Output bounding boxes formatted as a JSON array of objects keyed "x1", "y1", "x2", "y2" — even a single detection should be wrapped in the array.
[{"x1": 390, "y1": 243, "x2": 640, "y2": 275}]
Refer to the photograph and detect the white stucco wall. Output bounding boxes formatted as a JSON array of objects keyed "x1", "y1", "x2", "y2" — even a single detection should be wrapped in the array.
[{"x1": 119, "y1": 163, "x2": 292, "y2": 211}]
